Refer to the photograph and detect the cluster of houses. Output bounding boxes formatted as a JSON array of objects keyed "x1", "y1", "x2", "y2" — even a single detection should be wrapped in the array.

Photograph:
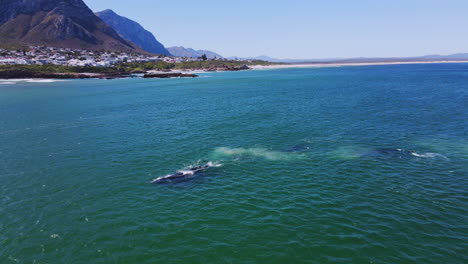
[{"x1": 0, "y1": 46, "x2": 208, "y2": 67}]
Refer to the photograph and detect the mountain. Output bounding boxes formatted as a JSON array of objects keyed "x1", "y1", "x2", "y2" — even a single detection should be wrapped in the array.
[
  {"x1": 96, "y1": 9, "x2": 171, "y2": 56},
  {"x1": 0, "y1": 0, "x2": 143, "y2": 53},
  {"x1": 417, "y1": 53, "x2": 468, "y2": 60},
  {"x1": 227, "y1": 55, "x2": 342, "y2": 63},
  {"x1": 322, "y1": 53, "x2": 468, "y2": 63},
  {"x1": 227, "y1": 55, "x2": 282, "y2": 62},
  {"x1": 167, "y1": 46, "x2": 223, "y2": 59}
]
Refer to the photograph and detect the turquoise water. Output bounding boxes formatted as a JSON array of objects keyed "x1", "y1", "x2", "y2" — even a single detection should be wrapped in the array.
[{"x1": 0, "y1": 64, "x2": 467, "y2": 263}]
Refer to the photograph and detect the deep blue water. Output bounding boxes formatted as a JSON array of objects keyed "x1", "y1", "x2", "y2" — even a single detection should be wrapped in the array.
[{"x1": 0, "y1": 64, "x2": 467, "y2": 263}]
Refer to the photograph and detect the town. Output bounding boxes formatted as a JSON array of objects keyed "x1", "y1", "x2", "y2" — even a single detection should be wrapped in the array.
[{"x1": 0, "y1": 46, "x2": 231, "y2": 66}]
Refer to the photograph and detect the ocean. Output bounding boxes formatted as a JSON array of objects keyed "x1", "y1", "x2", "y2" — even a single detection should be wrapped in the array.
[{"x1": 1, "y1": 64, "x2": 467, "y2": 263}]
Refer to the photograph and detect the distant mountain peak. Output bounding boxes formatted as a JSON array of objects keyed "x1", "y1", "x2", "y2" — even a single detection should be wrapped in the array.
[
  {"x1": 99, "y1": 9, "x2": 118, "y2": 16},
  {"x1": 167, "y1": 46, "x2": 223, "y2": 59},
  {"x1": 96, "y1": 9, "x2": 171, "y2": 56}
]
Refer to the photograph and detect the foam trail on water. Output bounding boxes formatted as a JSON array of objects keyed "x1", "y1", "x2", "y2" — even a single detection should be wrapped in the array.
[
  {"x1": 413, "y1": 138, "x2": 467, "y2": 159},
  {"x1": 329, "y1": 146, "x2": 367, "y2": 160},
  {"x1": 213, "y1": 147, "x2": 301, "y2": 161}
]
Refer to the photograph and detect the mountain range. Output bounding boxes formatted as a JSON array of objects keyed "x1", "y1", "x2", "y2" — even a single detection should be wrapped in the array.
[
  {"x1": 96, "y1": 9, "x2": 171, "y2": 56},
  {"x1": 167, "y1": 47, "x2": 223, "y2": 59},
  {"x1": 234, "y1": 54, "x2": 468, "y2": 63},
  {"x1": 1, "y1": 0, "x2": 466, "y2": 62},
  {"x1": 0, "y1": 0, "x2": 221, "y2": 57},
  {"x1": 0, "y1": 0, "x2": 143, "y2": 53}
]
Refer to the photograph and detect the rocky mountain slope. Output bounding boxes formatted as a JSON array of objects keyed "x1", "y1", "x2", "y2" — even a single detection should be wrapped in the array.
[
  {"x1": 0, "y1": 0, "x2": 143, "y2": 53},
  {"x1": 96, "y1": 9, "x2": 171, "y2": 56}
]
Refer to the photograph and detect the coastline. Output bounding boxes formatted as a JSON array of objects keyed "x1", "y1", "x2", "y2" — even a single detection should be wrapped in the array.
[
  {"x1": 249, "y1": 60, "x2": 468, "y2": 70},
  {"x1": 0, "y1": 64, "x2": 251, "y2": 80},
  {"x1": 2, "y1": 60, "x2": 468, "y2": 82}
]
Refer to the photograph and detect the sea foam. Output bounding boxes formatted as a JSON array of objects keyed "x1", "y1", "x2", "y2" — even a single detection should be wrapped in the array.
[
  {"x1": 0, "y1": 79, "x2": 63, "y2": 83},
  {"x1": 213, "y1": 147, "x2": 301, "y2": 161}
]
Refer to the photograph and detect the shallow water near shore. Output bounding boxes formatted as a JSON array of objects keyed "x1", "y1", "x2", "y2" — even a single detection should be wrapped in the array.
[{"x1": 1, "y1": 63, "x2": 467, "y2": 263}]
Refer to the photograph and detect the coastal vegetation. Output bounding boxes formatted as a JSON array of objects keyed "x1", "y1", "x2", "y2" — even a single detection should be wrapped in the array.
[
  {"x1": 0, "y1": 60, "x2": 280, "y2": 73},
  {"x1": 116, "y1": 60, "x2": 279, "y2": 71},
  {"x1": 0, "y1": 64, "x2": 117, "y2": 73},
  {"x1": 0, "y1": 60, "x2": 281, "y2": 79}
]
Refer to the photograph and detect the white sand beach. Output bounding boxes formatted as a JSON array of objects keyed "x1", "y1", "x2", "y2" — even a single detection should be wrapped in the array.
[{"x1": 250, "y1": 60, "x2": 468, "y2": 70}]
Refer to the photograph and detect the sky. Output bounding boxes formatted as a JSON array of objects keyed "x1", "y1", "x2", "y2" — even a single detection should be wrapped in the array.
[{"x1": 84, "y1": 0, "x2": 468, "y2": 59}]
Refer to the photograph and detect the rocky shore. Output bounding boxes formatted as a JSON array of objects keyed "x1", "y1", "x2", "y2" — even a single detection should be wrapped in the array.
[
  {"x1": 0, "y1": 64, "x2": 251, "y2": 80},
  {"x1": 143, "y1": 72, "x2": 198, "y2": 78},
  {"x1": 203, "y1": 65, "x2": 250, "y2": 72}
]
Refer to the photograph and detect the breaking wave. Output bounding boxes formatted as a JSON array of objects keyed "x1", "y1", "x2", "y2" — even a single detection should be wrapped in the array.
[{"x1": 0, "y1": 79, "x2": 63, "y2": 84}]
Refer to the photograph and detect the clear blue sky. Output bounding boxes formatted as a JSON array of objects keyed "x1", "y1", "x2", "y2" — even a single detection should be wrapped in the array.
[{"x1": 85, "y1": 0, "x2": 468, "y2": 59}]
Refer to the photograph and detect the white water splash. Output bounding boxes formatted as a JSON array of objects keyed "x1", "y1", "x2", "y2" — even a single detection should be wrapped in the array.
[
  {"x1": 176, "y1": 170, "x2": 195, "y2": 175},
  {"x1": 413, "y1": 138, "x2": 467, "y2": 159},
  {"x1": 411, "y1": 152, "x2": 449, "y2": 160},
  {"x1": 206, "y1": 161, "x2": 223, "y2": 167}
]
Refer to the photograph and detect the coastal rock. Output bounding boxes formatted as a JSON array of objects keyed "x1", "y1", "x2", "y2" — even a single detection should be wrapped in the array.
[
  {"x1": 201, "y1": 65, "x2": 250, "y2": 72},
  {"x1": 130, "y1": 70, "x2": 147, "y2": 74},
  {"x1": 143, "y1": 73, "x2": 199, "y2": 78},
  {"x1": 213, "y1": 65, "x2": 250, "y2": 71},
  {"x1": 228, "y1": 64, "x2": 250, "y2": 71}
]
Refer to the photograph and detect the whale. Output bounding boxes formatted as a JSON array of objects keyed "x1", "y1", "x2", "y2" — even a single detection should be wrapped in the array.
[
  {"x1": 362, "y1": 148, "x2": 418, "y2": 158},
  {"x1": 362, "y1": 148, "x2": 448, "y2": 160},
  {"x1": 374, "y1": 148, "x2": 415, "y2": 155},
  {"x1": 151, "y1": 162, "x2": 220, "y2": 184},
  {"x1": 283, "y1": 144, "x2": 312, "y2": 153}
]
